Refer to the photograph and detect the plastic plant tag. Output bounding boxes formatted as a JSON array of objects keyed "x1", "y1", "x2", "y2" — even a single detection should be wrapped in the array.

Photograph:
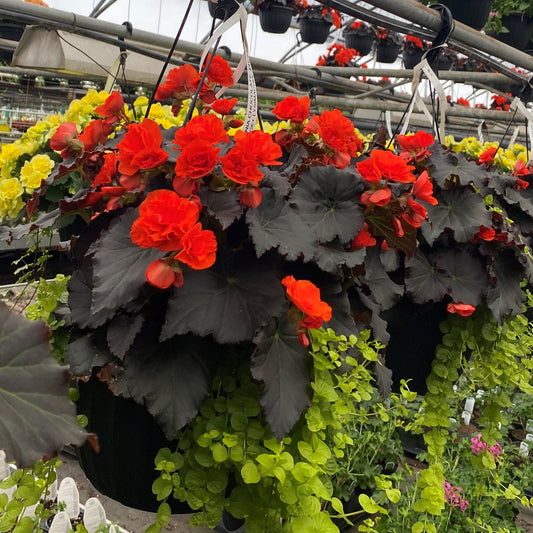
[
  {"x1": 526, "y1": 419, "x2": 533, "y2": 433},
  {"x1": 525, "y1": 433, "x2": 533, "y2": 443},
  {"x1": 0, "y1": 450, "x2": 9, "y2": 480},
  {"x1": 48, "y1": 511, "x2": 71, "y2": 533},
  {"x1": 461, "y1": 411, "x2": 471, "y2": 426},
  {"x1": 84, "y1": 497, "x2": 107, "y2": 533},
  {"x1": 57, "y1": 477, "x2": 80, "y2": 519},
  {"x1": 21, "y1": 502, "x2": 37, "y2": 519},
  {"x1": 109, "y1": 526, "x2": 118, "y2": 533},
  {"x1": 519, "y1": 441, "x2": 529, "y2": 458},
  {"x1": 464, "y1": 397, "x2": 475, "y2": 414}
]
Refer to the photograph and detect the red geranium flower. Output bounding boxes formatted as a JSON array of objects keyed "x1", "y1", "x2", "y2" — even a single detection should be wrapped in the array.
[
  {"x1": 412, "y1": 170, "x2": 438, "y2": 205},
  {"x1": 173, "y1": 114, "x2": 229, "y2": 149},
  {"x1": 174, "y1": 139, "x2": 220, "y2": 179},
  {"x1": 116, "y1": 118, "x2": 168, "y2": 176},
  {"x1": 281, "y1": 275, "x2": 332, "y2": 330},
  {"x1": 272, "y1": 96, "x2": 311, "y2": 123},
  {"x1": 175, "y1": 223, "x2": 217, "y2": 270},
  {"x1": 447, "y1": 302, "x2": 476, "y2": 317},
  {"x1": 130, "y1": 189, "x2": 200, "y2": 251},
  {"x1": 202, "y1": 54, "x2": 234, "y2": 87}
]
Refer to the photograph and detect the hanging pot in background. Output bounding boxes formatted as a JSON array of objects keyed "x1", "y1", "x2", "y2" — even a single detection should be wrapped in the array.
[
  {"x1": 403, "y1": 49, "x2": 424, "y2": 69},
  {"x1": 375, "y1": 43, "x2": 401, "y2": 64},
  {"x1": 299, "y1": 17, "x2": 331, "y2": 44},
  {"x1": 258, "y1": 4, "x2": 294, "y2": 34},
  {"x1": 76, "y1": 377, "x2": 191, "y2": 514},
  {"x1": 440, "y1": 0, "x2": 493, "y2": 30},
  {"x1": 344, "y1": 33, "x2": 374, "y2": 56},
  {"x1": 209, "y1": 0, "x2": 244, "y2": 20},
  {"x1": 491, "y1": 13, "x2": 533, "y2": 50}
]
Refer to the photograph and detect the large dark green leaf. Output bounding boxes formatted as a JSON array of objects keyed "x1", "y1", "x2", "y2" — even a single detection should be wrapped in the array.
[
  {"x1": 118, "y1": 334, "x2": 216, "y2": 439},
  {"x1": 161, "y1": 248, "x2": 285, "y2": 344},
  {"x1": 320, "y1": 283, "x2": 357, "y2": 336},
  {"x1": 0, "y1": 208, "x2": 59, "y2": 244},
  {"x1": 486, "y1": 249, "x2": 526, "y2": 323},
  {"x1": 251, "y1": 317, "x2": 311, "y2": 438},
  {"x1": 503, "y1": 186, "x2": 533, "y2": 217},
  {"x1": 91, "y1": 208, "x2": 163, "y2": 314},
  {"x1": 0, "y1": 302, "x2": 86, "y2": 466},
  {"x1": 357, "y1": 290, "x2": 389, "y2": 344},
  {"x1": 428, "y1": 147, "x2": 488, "y2": 189},
  {"x1": 199, "y1": 189, "x2": 243, "y2": 230},
  {"x1": 106, "y1": 313, "x2": 144, "y2": 359},
  {"x1": 366, "y1": 210, "x2": 418, "y2": 257},
  {"x1": 246, "y1": 188, "x2": 317, "y2": 261},
  {"x1": 405, "y1": 250, "x2": 449, "y2": 304},
  {"x1": 435, "y1": 249, "x2": 487, "y2": 305},
  {"x1": 362, "y1": 247, "x2": 403, "y2": 310},
  {"x1": 314, "y1": 241, "x2": 366, "y2": 274},
  {"x1": 422, "y1": 188, "x2": 492, "y2": 244},
  {"x1": 290, "y1": 166, "x2": 365, "y2": 243}
]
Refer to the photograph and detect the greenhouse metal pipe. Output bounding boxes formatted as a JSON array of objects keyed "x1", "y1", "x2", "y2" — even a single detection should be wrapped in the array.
[{"x1": 321, "y1": 0, "x2": 533, "y2": 73}]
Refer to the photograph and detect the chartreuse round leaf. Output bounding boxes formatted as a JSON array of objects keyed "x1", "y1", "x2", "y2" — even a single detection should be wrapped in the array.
[
  {"x1": 152, "y1": 477, "x2": 173, "y2": 501},
  {"x1": 12, "y1": 516, "x2": 34, "y2": 533},
  {"x1": 358, "y1": 493, "x2": 387, "y2": 515},
  {"x1": 241, "y1": 461, "x2": 261, "y2": 484},
  {"x1": 412, "y1": 521, "x2": 425, "y2": 533}
]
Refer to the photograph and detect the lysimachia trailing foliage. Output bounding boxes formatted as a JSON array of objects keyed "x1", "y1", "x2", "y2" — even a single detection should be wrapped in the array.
[{"x1": 1, "y1": 50, "x2": 533, "y2": 446}]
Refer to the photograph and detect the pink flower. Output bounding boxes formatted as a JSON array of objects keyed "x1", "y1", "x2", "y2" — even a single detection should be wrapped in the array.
[{"x1": 471, "y1": 433, "x2": 488, "y2": 455}]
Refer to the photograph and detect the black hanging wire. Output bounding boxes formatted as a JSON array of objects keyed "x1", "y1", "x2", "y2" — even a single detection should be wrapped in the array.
[
  {"x1": 385, "y1": 3, "x2": 454, "y2": 149},
  {"x1": 118, "y1": 21, "x2": 137, "y2": 121},
  {"x1": 145, "y1": 0, "x2": 195, "y2": 119},
  {"x1": 495, "y1": 106, "x2": 519, "y2": 155}
]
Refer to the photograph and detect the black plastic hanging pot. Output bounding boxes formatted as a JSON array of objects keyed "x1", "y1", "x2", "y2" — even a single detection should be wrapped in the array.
[
  {"x1": 344, "y1": 33, "x2": 374, "y2": 56},
  {"x1": 375, "y1": 43, "x2": 401, "y2": 64},
  {"x1": 440, "y1": 0, "x2": 493, "y2": 30},
  {"x1": 492, "y1": 13, "x2": 533, "y2": 50},
  {"x1": 209, "y1": 0, "x2": 244, "y2": 20},
  {"x1": 299, "y1": 17, "x2": 331, "y2": 44},
  {"x1": 76, "y1": 378, "x2": 191, "y2": 513},
  {"x1": 403, "y1": 50, "x2": 424, "y2": 69},
  {"x1": 259, "y1": 4, "x2": 294, "y2": 34}
]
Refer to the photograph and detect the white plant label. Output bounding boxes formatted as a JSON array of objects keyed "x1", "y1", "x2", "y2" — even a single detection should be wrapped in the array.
[
  {"x1": 57, "y1": 477, "x2": 80, "y2": 519},
  {"x1": 519, "y1": 441, "x2": 529, "y2": 457},
  {"x1": 464, "y1": 397, "x2": 475, "y2": 414},
  {"x1": 526, "y1": 419, "x2": 533, "y2": 433},
  {"x1": 0, "y1": 451, "x2": 9, "y2": 480},
  {"x1": 46, "y1": 479, "x2": 58, "y2": 502},
  {"x1": 48, "y1": 511, "x2": 71, "y2": 533},
  {"x1": 84, "y1": 497, "x2": 107, "y2": 533}
]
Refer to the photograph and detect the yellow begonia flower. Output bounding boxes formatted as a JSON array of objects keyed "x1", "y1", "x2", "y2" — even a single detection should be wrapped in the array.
[
  {"x1": 0, "y1": 177, "x2": 23, "y2": 200},
  {"x1": 20, "y1": 154, "x2": 55, "y2": 192}
]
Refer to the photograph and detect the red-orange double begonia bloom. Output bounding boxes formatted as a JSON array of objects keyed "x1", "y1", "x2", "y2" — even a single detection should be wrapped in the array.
[
  {"x1": 174, "y1": 140, "x2": 220, "y2": 179},
  {"x1": 361, "y1": 187, "x2": 391, "y2": 207},
  {"x1": 93, "y1": 151, "x2": 117, "y2": 187},
  {"x1": 356, "y1": 157, "x2": 381, "y2": 183},
  {"x1": 173, "y1": 114, "x2": 229, "y2": 149},
  {"x1": 397, "y1": 131, "x2": 434, "y2": 151},
  {"x1": 364, "y1": 150, "x2": 416, "y2": 183},
  {"x1": 202, "y1": 54, "x2": 234, "y2": 87},
  {"x1": 412, "y1": 170, "x2": 438, "y2": 205},
  {"x1": 351, "y1": 223, "x2": 377, "y2": 249},
  {"x1": 221, "y1": 130, "x2": 282, "y2": 185},
  {"x1": 94, "y1": 91, "x2": 125, "y2": 119},
  {"x1": 456, "y1": 97, "x2": 470, "y2": 107},
  {"x1": 474, "y1": 225, "x2": 496, "y2": 241},
  {"x1": 116, "y1": 118, "x2": 168, "y2": 176},
  {"x1": 478, "y1": 147, "x2": 497, "y2": 165},
  {"x1": 313, "y1": 109, "x2": 364, "y2": 156},
  {"x1": 50, "y1": 122, "x2": 83, "y2": 159},
  {"x1": 175, "y1": 223, "x2": 217, "y2": 270},
  {"x1": 130, "y1": 189, "x2": 199, "y2": 252},
  {"x1": 79, "y1": 119, "x2": 114, "y2": 151},
  {"x1": 282, "y1": 275, "x2": 332, "y2": 330},
  {"x1": 210, "y1": 97, "x2": 238, "y2": 115},
  {"x1": 513, "y1": 159, "x2": 530, "y2": 177},
  {"x1": 272, "y1": 95, "x2": 311, "y2": 123},
  {"x1": 155, "y1": 64, "x2": 203, "y2": 102},
  {"x1": 447, "y1": 302, "x2": 476, "y2": 317}
]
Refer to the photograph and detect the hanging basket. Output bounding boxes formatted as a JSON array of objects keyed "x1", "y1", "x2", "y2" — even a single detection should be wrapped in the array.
[
  {"x1": 259, "y1": 4, "x2": 294, "y2": 34},
  {"x1": 209, "y1": 0, "x2": 244, "y2": 20},
  {"x1": 491, "y1": 13, "x2": 533, "y2": 50},
  {"x1": 299, "y1": 17, "x2": 331, "y2": 44},
  {"x1": 375, "y1": 43, "x2": 401, "y2": 64},
  {"x1": 440, "y1": 0, "x2": 493, "y2": 30},
  {"x1": 343, "y1": 33, "x2": 374, "y2": 56},
  {"x1": 403, "y1": 50, "x2": 424, "y2": 69},
  {"x1": 76, "y1": 378, "x2": 191, "y2": 514}
]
